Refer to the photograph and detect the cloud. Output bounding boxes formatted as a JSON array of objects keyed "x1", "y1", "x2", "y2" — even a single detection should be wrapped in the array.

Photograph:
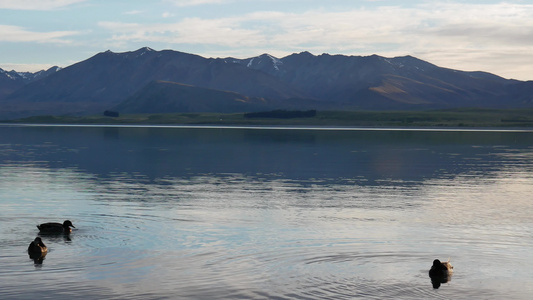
[
  {"x1": 0, "y1": 25, "x2": 79, "y2": 43},
  {"x1": 123, "y1": 10, "x2": 143, "y2": 15},
  {"x1": 0, "y1": 0, "x2": 86, "y2": 10},
  {"x1": 164, "y1": 0, "x2": 231, "y2": 7},
  {"x1": 413, "y1": 47, "x2": 533, "y2": 79},
  {"x1": 0, "y1": 63, "x2": 57, "y2": 72},
  {"x1": 96, "y1": 2, "x2": 533, "y2": 78},
  {"x1": 97, "y1": 3, "x2": 533, "y2": 50},
  {"x1": 98, "y1": 18, "x2": 263, "y2": 47}
]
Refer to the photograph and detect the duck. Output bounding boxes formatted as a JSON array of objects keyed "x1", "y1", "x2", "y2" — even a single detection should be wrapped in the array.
[
  {"x1": 37, "y1": 220, "x2": 75, "y2": 233},
  {"x1": 429, "y1": 259, "x2": 453, "y2": 288},
  {"x1": 28, "y1": 237, "x2": 48, "y2": 256}
]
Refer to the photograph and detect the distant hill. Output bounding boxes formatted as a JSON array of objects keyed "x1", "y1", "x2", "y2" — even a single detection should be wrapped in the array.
[
  {"x1": 0, "y1": 66, "x2": 60, "y2": 100},
  {"x1": 114, "y1": 80, "x2": 276, "y2": 113},
  {"x1": 114, "y1": 80, "x2": 338, "y2": 114},
  {"x1": 226, "y1": 53, "x2": 518, "y2": 109},
  {"x1": 0, "y1": 47, "x2": 532, "y2": 120}
]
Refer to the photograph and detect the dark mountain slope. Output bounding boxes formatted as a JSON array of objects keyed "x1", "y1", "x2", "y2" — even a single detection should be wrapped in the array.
[
  {"x1": 503, "y1": 81, "x2": 533, "y2": 106},
  {"x1": 114, "y1": 80, "x2": 275, "y2": 114},
  {"x1": 1, "y1": 47, "x2": 532, "y2": 119},
  {"x1": 0, "y1": 66, "x2": 59, "y2": 100},
  {"x1": 0, "y1": 69, "x2": 25, "y2": 99},
  {"x1": 5, "y1": 48, "x2": 302, "y2": 106},
  {"x1": 230, "y1": 52, "x2": 514, "y2": 108}
]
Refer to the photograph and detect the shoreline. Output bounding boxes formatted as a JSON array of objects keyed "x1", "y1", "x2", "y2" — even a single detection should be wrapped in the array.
[
  {"x1": 2, "y1": 122, "x2": 533, "y2": 133},
  {"x1": 2, "y1": 109, "x2": 533, "y2": 130}
]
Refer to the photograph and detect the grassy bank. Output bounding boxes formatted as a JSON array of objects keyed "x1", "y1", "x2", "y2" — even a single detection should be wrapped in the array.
[{"x1": 4, "y1": 108, "x2": 533, "y2": 128}]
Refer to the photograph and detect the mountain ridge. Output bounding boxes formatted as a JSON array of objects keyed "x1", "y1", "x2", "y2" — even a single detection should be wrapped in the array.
[
  {"x1": 0, "y1": 48, "x2": 531, "y2": 119},
  {"x1": 0, "y1": 66, "x2": 60, "y2": 100}
]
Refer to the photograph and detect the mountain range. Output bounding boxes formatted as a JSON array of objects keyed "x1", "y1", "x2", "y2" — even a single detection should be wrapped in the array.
[{"x1": 1, "y1": 47, "x2": 532, "y2": 120}]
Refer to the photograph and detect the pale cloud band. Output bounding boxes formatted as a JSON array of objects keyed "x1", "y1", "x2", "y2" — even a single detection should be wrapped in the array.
[
  {"x1": 0, "y1": 25, "x2": 78, "y2": 43},
  {"x1": 0, "y1": 63, "x2": 57, "y2": 72},
  {"x1": 99, "y1": 3, "x2": 533, "y2": 56},
  {"x1": 0, "y1": 0, "x2": 86, "y2": 10},
  {"x1": 1, "y1": 1, "x2": 533, "y2": 79},
  {"x1": 165, "y1": 0, "x2": 230, "y2": 7}
]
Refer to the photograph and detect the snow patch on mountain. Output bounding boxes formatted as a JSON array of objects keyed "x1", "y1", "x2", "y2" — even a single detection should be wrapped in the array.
[
  {"x1": 247, "y1": 58, "x2": 255, "y2": 68},
  {"x1": 0, "y1": 69, "x2": 21, "y2": 80},
  {"x1": 266, "y1": 54, "x2": 283, "y2": 71},
  {"x1": 0, "y1": 66, "x2": 61, "y2": 83}
]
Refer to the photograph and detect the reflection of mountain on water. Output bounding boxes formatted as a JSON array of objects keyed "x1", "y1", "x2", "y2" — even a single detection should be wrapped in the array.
[{"x1": 1, "y1": 125, "x2": 532, "y2": 185}]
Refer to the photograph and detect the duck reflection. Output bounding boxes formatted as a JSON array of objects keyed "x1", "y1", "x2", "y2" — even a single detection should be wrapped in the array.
[
  {"x1": 28, "y1": 237, "x2": 48, "y2": 265},
  {"x1": 429, "y1": 259, "x2": 453, "y2": 289},
  {"x1": 29, "y1": 253, "x2": 46, "y2": 265},
  {"x1": 38, "y1": 232, "x2": 72, "y2": 242},
  {"x1": 37, "y1": 220, "x2": 75, "y2": 243}
]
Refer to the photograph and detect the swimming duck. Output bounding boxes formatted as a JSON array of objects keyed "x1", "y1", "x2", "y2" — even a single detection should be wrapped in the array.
[
  {"x1": 28, "y1": 237, "x2": 48, "y2": 256},
  {"x1": 37, "y1": 220, "x2": 75, "y2": 233},
  {"x1": 429, "y1": 259, "x2": 453, "y2": 288}
]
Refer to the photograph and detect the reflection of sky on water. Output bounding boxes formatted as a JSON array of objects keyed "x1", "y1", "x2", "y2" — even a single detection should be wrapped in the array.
[{"x1": 1, "y1": 125, "x2": 533, "y2": 183}]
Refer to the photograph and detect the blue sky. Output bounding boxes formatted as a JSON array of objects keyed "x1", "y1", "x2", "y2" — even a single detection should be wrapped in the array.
[{"x1": 1, "y1": 0, "x2": 532, "y2": 80}]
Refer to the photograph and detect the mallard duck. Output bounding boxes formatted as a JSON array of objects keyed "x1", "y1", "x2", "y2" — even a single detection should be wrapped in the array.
[
  {"x1": 28, "y1": 237, "x2": 48, "y2": 256},
  {"x1": 37, "y1": 220, "x2": 75, "y2": 233},
  {"x1": 429, "y1": 259, "x2": 453, "y2": 288}
]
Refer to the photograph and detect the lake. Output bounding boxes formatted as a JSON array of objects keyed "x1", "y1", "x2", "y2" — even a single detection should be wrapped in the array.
[{"x1": 0, "y1": 124, "x2": 532, "y2": 299}]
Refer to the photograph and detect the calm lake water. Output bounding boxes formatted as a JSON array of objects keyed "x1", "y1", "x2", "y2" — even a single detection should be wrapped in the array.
[{"x1": 1, "y1": 124, "x2": 532, "y2": 299}]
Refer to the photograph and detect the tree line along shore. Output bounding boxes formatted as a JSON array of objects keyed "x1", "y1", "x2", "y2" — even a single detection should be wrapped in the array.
[{"x1": 4, "y1": 108, "x2": 533, "y2": 128}]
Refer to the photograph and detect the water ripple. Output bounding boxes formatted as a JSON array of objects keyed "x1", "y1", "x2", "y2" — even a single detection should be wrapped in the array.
[{"x1": 2, "y1": 127, "x2": 533, "y2": 299}]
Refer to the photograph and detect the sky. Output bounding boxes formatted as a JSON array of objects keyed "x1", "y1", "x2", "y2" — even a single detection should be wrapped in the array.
[{"x1": 0, "y1": 0, "x2": 532, "y2": 80}]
